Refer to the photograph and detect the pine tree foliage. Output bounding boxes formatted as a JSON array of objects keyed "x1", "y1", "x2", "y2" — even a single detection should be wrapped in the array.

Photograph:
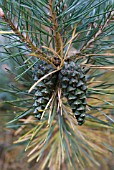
[{"x1": 0, "y1": 0, "x2": 114, "y2": 169}]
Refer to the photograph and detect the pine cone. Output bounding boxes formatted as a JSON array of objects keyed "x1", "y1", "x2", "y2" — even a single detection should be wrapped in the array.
[
  {"x1": 32, "y1": 60, "x2": 57, "y2": 119},
  {"x1": 60, "y1": 61, "x2": 87, "y2": 125}
]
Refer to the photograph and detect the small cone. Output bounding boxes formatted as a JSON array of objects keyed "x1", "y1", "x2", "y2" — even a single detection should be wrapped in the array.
[
  {"x1": 32, "y1": 60, "x2": 57, "y2": 119},
  {"x1": 60, "y1": 61, "x2": 87, "y2": 125}
]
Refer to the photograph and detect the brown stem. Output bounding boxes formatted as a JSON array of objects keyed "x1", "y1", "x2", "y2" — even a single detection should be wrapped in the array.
[{"x1": 48, "y1": 0, "x2": 63, "y2": 66}]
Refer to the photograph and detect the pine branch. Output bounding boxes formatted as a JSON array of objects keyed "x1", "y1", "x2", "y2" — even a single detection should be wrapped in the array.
[
  {"x1": 48, "y1": 0, "x2": 63, "y2": 64},
  {"x1": 1, "y1": 1, "x2": 114, "y2": 170},
  {"x1": 66, "y1": 10, "x2": 114, "y2": 60},
  {"x1": 1, "y1": 9, "x2": 56, "y2": 67},
  {"x1": 81, "y1": 10, "x2": 114, "y2": 51}
]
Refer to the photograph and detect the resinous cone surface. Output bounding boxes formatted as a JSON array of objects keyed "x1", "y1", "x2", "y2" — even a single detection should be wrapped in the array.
[
  {"x1": 32, "y1": 61, "x2": 57, "y2": 119},
  {"x1": 60, "y1": 61, "x2": 87, "y2": 125}
]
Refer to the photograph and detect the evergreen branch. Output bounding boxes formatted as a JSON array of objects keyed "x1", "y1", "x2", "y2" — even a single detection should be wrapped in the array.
[
  {"x1": 81, "y1": 10, "x2": 114, "y2": 51},
  {"x1": 1, "y1": 10, "x2": 55, "y2": 66},
  {"x1": 1, "y1": 2, "x2": 114, "y2": 169},
  {"x1": 2, "y1": 15, "x2": 36, "y2": 51},
  {"x1": 66, "y1": 10, "x2": 114, "y2": 60},
  {"x1": 48, "y1": 0, "x2": 63, "y2": 60}
]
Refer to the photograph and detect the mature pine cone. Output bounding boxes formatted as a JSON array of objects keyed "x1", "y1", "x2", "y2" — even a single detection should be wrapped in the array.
[
  {"x1": 32, "y1": 60, "x2": 87, "y2": 125},
  {"x1": 59, "y1": 61, "x2": 87, "y2": 125},
  {"x1": 32, "y1": 60, "x2": 57, "y2": 119}
]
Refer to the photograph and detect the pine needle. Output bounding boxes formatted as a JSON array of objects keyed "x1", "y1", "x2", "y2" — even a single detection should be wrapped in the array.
[{"x1": 0, "y1": 30, "x2": 14, "y2": 34}]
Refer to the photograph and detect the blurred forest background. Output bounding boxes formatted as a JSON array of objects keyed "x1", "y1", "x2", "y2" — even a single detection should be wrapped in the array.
[{"x1": 0, "y1": 33, "x2": 30, "y2": 170}]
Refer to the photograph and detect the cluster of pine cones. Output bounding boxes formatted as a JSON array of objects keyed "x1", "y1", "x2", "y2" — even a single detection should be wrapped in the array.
[{"x1": 32, "y1": 60, "x2": 87, "y2": 125}]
